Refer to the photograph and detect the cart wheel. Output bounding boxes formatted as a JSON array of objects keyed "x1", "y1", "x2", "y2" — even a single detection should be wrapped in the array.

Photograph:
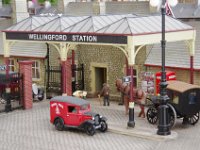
[
  {"x1": 188, "y1": 112, "x2": 199, "y2": 125},
  {"x1": 54, "y1": 118, "x2": 64, "y2": 131},
  {"x1": 38, "y1": 95, "x2": 44, "y2": 101},
  {"x1": 99, "y1": 121, "x2": 108, "y2": 132},
  {"x1": 146, "y1": 106, "x2": 158, "y2": 124},
  {"x1": 168, "y1": 104, "x2": 177, "y2": 128},
  {"x1": 85, "y1": 124, "x2": 95, "y2": 136}
]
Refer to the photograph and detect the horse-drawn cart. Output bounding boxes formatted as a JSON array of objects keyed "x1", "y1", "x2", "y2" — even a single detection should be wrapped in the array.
[{"x1": 146, "y1": 80, "x2": 200, "y2": 128}]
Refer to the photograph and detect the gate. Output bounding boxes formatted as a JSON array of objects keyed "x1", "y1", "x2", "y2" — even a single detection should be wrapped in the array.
[
  {"x1": 72, "y1": 64, "x2": 84, "y2": 93},
  {"x1": 45, "y1": 66, "x2": 62, "y2": 90},
  {"x1": 45, "y1": 66, "x2": 62, "y2": 97},
  {"x1": 45, "y1": 64, "x2": 84, "y2": 95},
  {"x1": 0, "y1": 72, "x2": 23, "y2": 112}
]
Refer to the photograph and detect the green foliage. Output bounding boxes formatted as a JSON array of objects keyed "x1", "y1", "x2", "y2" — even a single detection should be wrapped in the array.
[
  {"x1": 2, "y1": 0, "x2": 11, "y2": 4},
  {"x1": 38, "y1": 0, "x2": 58, "y2": 5},
  {"x1": 50, "y1": 0, "x2": 58, "y2": 5},
  {"x1": 38, "y1": 0, "x2": 46, "y2": 4}
]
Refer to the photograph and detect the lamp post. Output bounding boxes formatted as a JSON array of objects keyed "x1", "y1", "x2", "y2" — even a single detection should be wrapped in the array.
[
  {"x1": 150, "y1": 0, "x2": 177, "y2": 135},
  {"x1": 157, "y1": 0, "x2": 171, "y2": 136}
]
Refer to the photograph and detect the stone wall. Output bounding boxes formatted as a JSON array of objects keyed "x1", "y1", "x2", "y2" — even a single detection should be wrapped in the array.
[
  {"x1": 105, "y1": 1, "x2": 150, "y2": 15},
  {"x1": 77, "y1": 44, "x2": 125, "y2": 99},
  {"x1": 64, "y1": 1, "x2": 151, "y2": 16},
  {"x1": 135, "y1": 45, "x2": 147, "y2": 88},
  {"x1": 76, "y1": 44, "x2": 147, "y2": 100},
  {"x1": 65, "y1": 2, "x2": 94, "y2": 15},
  {"x1": 49, "y1": 45, "x2": 60, "y2": 66}
]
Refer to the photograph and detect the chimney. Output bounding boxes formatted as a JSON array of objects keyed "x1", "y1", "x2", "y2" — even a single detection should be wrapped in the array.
[
  {"x1": 12, "y1": 0, "x2": 30, "y2": 24},
  {"x1": 195, "y1": 0, "x2": 200, "y2": 6}
]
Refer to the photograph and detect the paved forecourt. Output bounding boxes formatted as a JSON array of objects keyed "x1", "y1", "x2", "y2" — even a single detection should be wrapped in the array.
[
  {"x1": 0, "y1": 99, "x2": 157, "y2": 150},
  {"x1": 1, "y1": 98, "x2": 200, "y2": 150}
]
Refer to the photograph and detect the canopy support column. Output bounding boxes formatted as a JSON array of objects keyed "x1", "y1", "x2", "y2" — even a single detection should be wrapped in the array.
[
  {"x1": 3, "y1": 33, "x2": 11, "y2": 112},
  {"x1": 127, "y1": 36, "x2": 135, "y2": 128},
  {"x1": 188, "y1": 39, "x2": 195, "y2": 84},
  {"x1": 59, "y1": 43, "x2": 71, "y2": 95}
]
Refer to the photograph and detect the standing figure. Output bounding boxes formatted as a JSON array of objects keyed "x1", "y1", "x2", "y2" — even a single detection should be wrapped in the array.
[{"x1": 99, "y1": 83, "x2": 110, "y2": 106}]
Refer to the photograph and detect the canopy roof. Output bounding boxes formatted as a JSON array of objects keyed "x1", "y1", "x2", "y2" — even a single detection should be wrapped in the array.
[
  {"x1": 3, "y1": 14, "x2": 193, "y2": 35},
  {"x1": 1, "y1": 14, "x2": 196, "y2": 65}
]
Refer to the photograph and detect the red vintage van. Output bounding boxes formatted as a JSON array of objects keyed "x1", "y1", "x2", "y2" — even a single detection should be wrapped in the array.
[{"x1": 50, "y1": 96, "x2": 108, "y2": 136}]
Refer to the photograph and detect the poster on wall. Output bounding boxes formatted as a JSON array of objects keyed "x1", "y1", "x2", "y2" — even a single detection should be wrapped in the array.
[{"x1": 140, "y1": 72, "x2": 155, "y2": 95}]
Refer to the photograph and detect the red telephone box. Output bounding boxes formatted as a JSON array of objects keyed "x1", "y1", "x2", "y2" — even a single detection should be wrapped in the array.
[{"x1": 155, "y1": 71, "x2": 176, "y2": 95}]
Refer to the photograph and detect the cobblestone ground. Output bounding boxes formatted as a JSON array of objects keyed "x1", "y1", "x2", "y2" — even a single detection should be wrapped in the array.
[{"x1": 0, "y1": 99, "x2": 200, "y2": 150}]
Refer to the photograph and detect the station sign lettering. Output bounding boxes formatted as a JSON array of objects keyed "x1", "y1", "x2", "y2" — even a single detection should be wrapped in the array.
[{"x1": 6, "y1": 32, "x2": 127, "y2": 44}]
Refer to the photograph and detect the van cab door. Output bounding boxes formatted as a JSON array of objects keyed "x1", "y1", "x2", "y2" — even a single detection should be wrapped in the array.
[{"x1": 66, "y1": 105, "x2": 81, "y2": 126}]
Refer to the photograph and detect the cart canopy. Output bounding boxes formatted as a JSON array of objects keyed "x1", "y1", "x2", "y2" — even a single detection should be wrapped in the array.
[{"x1": 167, "y1": 80, "x2": 200, "y2": 93}]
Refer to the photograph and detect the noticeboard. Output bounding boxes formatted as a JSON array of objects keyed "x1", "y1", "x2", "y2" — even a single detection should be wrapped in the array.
[
  {"x1": 122, "y1": 75, "x2": 136, "y2": 84},
  {"x1": 140, "y1": 72, "x2": 155, "y2": 95}
]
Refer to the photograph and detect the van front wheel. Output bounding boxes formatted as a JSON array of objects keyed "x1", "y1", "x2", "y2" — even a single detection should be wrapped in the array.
[
  {"x1": 54, "y1": 118, "x2": 64, "y2": 131},
  {"x1": 85, "y1": 124, "x2": 95, "y2": 136}
]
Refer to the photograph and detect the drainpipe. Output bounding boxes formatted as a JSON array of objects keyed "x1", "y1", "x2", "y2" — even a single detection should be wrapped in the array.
[
  {"x1": 46, "y1": 43, "x2": 50, "y2": 89},
  {"x1": 190, "y1": 56, "x2": 194, "y2": 84}
]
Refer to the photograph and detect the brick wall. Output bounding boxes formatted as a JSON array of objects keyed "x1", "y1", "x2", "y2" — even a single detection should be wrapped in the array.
[{"x1": 19, "y1": 60, "x2": 33, "y2": 109}]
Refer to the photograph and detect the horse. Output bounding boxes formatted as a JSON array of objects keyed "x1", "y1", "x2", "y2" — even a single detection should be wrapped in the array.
[
  {"x1": 115, "y1": 78, "x2": 146, "y2": 117},
  {"x1": 115, "y1": 79, "x2": 130, "y2": 115}
]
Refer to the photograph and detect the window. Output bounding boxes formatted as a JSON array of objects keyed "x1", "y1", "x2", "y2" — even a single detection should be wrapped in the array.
[
  {"x1": 9, "y1": 59, "x2": 15, "y2": 72},
  {"x1": 32, "y1": 61, "x2": 40, "y2": 79},
  {"x1": 188, "y1": 91, "x2": 197, "y2": 104},
  {"x1": 172, "y1": 92, "x2": 179, "y2": 104},
  {"x1": 80, "y1": 104, "x2": 89, "y2": 111},
  {"x1": 68, "y1": 106, "x2": 77, "y2": 113}
]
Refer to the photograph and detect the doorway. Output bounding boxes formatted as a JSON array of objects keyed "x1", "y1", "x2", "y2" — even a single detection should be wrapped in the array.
[{"x1": 95, "y1": 67, "x2": 107, "y2": 93}]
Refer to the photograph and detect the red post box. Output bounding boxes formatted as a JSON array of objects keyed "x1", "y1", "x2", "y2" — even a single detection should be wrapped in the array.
[{"x1": 155, "y1": 71, "x2": 176, "y2": 95}]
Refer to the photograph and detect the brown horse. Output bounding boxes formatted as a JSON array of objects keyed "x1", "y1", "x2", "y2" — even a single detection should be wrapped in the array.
[
  {"x1": 115, "y1": 78, "x2": 146, "y2": 117},
  {"x1": 115, "y1": 79, "x2": 130, "y2": 115}
]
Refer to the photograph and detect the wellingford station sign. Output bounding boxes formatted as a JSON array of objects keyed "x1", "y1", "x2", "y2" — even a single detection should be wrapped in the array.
[{"x1": 5, "y1": 32, "x2": 127, "y2": 44}]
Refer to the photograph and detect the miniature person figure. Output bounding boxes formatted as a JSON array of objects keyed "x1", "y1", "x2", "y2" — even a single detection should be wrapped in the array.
[
  {"x1": 99, "y1": 83, "x2": 110, "y2": 106},
  {"x1": 134, "y1": 89, "x2": 146, "y2": 118}
]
